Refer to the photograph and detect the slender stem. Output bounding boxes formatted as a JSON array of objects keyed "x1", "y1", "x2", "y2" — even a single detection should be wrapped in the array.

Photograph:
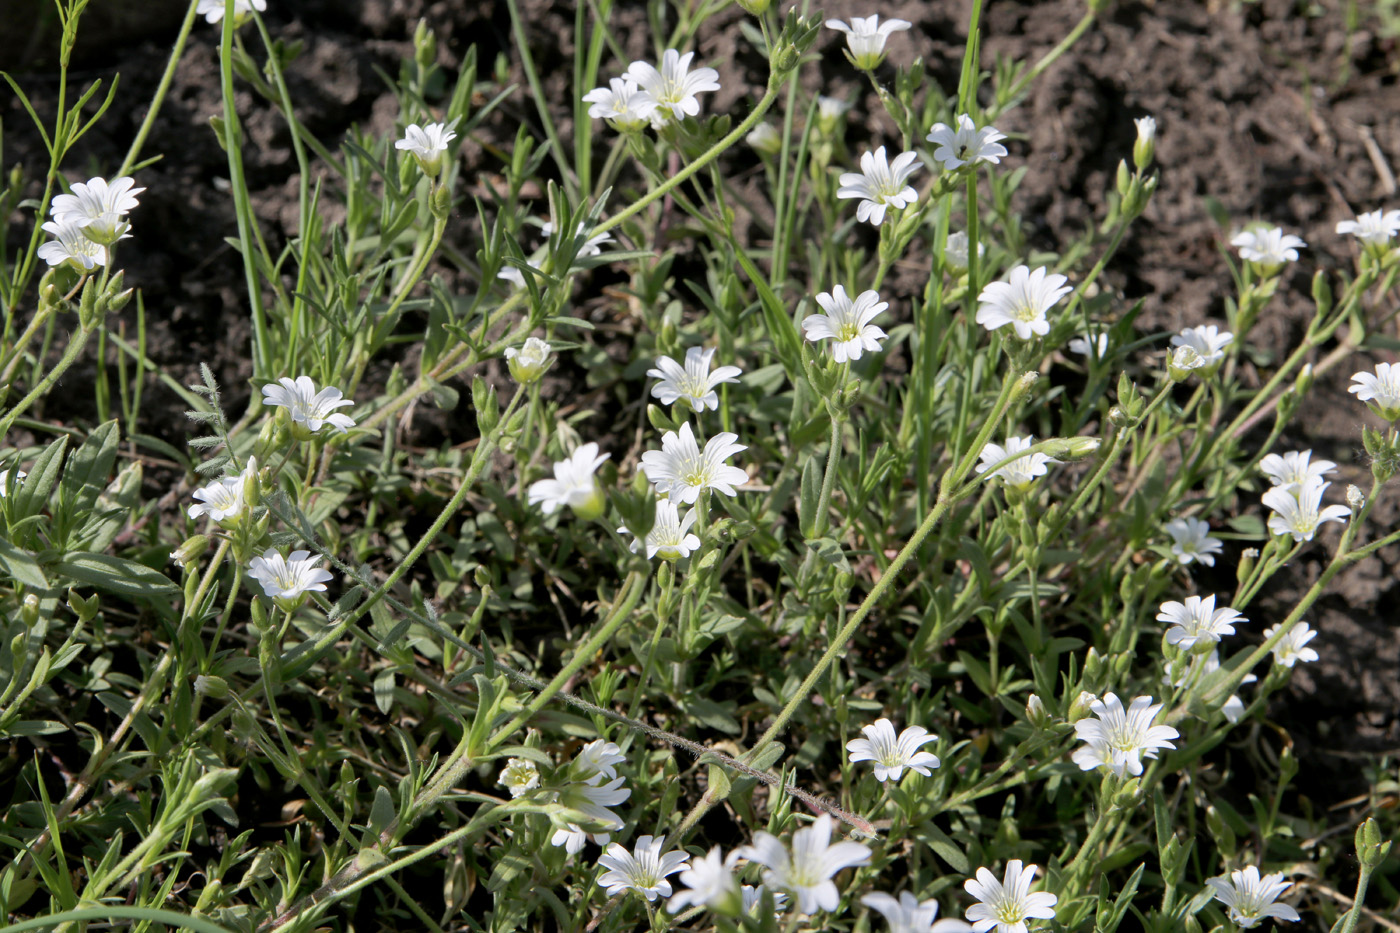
[
  {"x1": 118, "y1": 1, "x2": 200, "y2": 176},
  {"x1": 811, "y1": 408, "x2": 843, "y2": 538},
  {"x1": 0, "y1": 323, "x2": 93, "y2": 437}
]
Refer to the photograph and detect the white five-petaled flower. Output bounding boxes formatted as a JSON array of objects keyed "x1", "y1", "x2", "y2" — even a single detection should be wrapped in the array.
[
  {"x1": 1163, "y1": 517, "x2": 1223, "y2": 567},
  {"x1": 802, "y1": 286, "x2": 889, "y2": 363},
  {"x1": 247, "y1": 548, "x2": 334, "y2": 608},
  {"x1": 639, "y1": 422, "x2": 748, "y2": 504},
  {"x1": 37, "y1": 219, "x2": 108, "y2": 271},
  {"x1": 975, "y1": 265, "x2": 1072, "y2": 340},
  {"x1": 1263, "y1": 476, "x2": 1350, "y2": 542},
  {"x1": 747, "y1": 122, "x2": 782, "y2": 156},
  {"x1": 499, "y1": 758, "x2": 540, "y2": 797},
  {"x1": 1205, "y1": 866, "x2": 1301, "y2": 929},
  {"x1": 737, "y1": 814, "x2": 873, "y2": 916},
  {"x1": 621, "y1": 498, "x2": 702, "y2": 561},
  {"x1": 626, "y1": 49, "x2": 720, "y2": 123},
  {"x1": 926, "y1": 114, "x2": 1008, "y2": 171},
  {"x1": 527, "y1": 443, "x2": 610, "y2": 519},
  {"x1": 1231, "y1": 226, "x2": 1306, "y2": 270},
  {"x1": 1169, "y1": 325, "x2": 1233, "y2": 374},
  {"x1": 188, "y1": 458, "x2": 257, "y2": 523},
  {"x1": 1348, "y1": 363, "x2": 1400, "y2": 421},
  {"x1": 1071, "y1": 693, "x2": 1179, "y2": 777},
  {"x1": 1263, "y1": 622, "x2": 1319, "y2": 668},
  {"x1": 1259, "y1": 449, "x2": 1336, "y2": 495},
  {"x1": 1157, "y1": 594, "x2": 1246, "y2": 652},
  {"x1": 551, "y1": 774, "x2": 630, "y2": 853},
  {"x1": 837, "y1": 146, "x2": 922, "y2": 226},
  {"x1": 541, "y1": 219, "x2": 613, "y2": 260},
  {"x1": 583, "y1": 78, "x2": 651, "y2": 132},
  {"x1": 1336, "y1": 209, "x2": 1400, "y2": 246},
  {"x1": 1067, "y1": 333, "x2": 1109, "y2": 358},
  {"x1": 824, "y1": 15, "x2": 912, "y2": 70},
  {"x1": 667, "y1": 846, "x2": 740, "y2": 914},
  {"x1": 505, "y1": 336, "x2": 553, "y2": 385},
  {"x1": 262, "y1": 376, "x2": 357, "y2": 436},
  {"x1": 0, "y1": 469, "x2": 27, "y2": 497},
  {"x1": 975, "y1": 436, "x2": 1059, "y2": 492},
  {"x1": 597, "y1": 835, "x2": 691, "y2": 902},
  {"x1": 648, "y1": 346, "x2": 742, "y2": 413},
  {"x1": 395, "y1": 122, "x2": 457, "y2": 177},
  {"x1": 943, "y1": 231, "x2": 984, "y2": 275},
  {"x1": 51, "y1": 175, "x2": 144, "y2": 246},
  {"x1": 845, "y1": 718, "x2": 940, "y2": 783},
  {"x1": 963, "y1": 860, "x2": 1058, "y2": 933},
  {"x1": 573, "y1": 739, "x2": 627, "y2": 781},
  {"x1": 197, "y1": 0, "x2": 266, "y2": 24},
  {"x1": 864, "y1": 890, "x2": 973, "y2": 933}
]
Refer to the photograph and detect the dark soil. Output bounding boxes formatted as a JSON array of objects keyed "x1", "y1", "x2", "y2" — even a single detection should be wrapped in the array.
[{"x1": 4, "y1": 0, "x2": 1399, "y2": 816}]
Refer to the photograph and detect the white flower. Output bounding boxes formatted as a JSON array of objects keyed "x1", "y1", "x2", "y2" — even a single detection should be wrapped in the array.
[
  {"x1": 1169, "y1": 325, "x2": 1233, "y2": 374},
  {"x1": 1163, "y1": 517, "x2": 1223, "y2": 567},
  {"x1": 1071, "y1": 693, "x2": 1179, "y2": 777},
  {"x1": 975, "y1": 436, "x2": 1058, "y2": 491},
  {"x1": 1347, "y1": 484, "x2": 1366, "y2": 511},
  {"x1": 737, "y1": 814, "x2": 872, "y2": 916},
  {"x1": 196, "y1": 0, "x2": 266, "y2": 24},
  {"x1": 816, "y1": 95, "x2": 851, "y2": 130},
  {"x1": 1231, "y1": 226, "x2": 1305, "y2": 269},
  {"x1": 1336, "y1": 209, "x2": 1400, "y2": 246},
  {"x1": 1205, "y1": 866, "x2": 1301, "y2": 929},
  {"x1": 943, "y1": 231, "x2": 984, "y2": 275},
  {"x1": 1164, "y1": 649, "x2": 1253, "y2": 723},
  {"x1": 627, "y1": 49, "x2": 720, "y2": 122},
  {"x1": 37, "y1": 219, "x2": 109, "y2": 270},
  {"x1": 188, "y1": 458, "x2": 257, "y2": 523},
  {"x1": 845, "y1": 718, "x2": 940, "y2": 783},
  {"x1": 747, "y1": 122, "x2": 783, "y2": 156},
  {"x1": 963, "y1": 860, "x2": 1058, "y2": 933},
  {"x1": 394, "y1": 122, "x2": 456, "y2": 176},
  {"x1": 597, "y1": 835, "x2": 690, "y2": 901},
  {"x1": 541, "y1": 219, "x2": 613, "y2": 260},
  {"x1": 497, "y1": 266, "x2": 526, "y2": 288},
  {"x1": 51, "y1": 176, "x2": 144, "y2": 246},
  {"x1": 648, "y1": 346, "x2": 742, "y2": 413},
  {"x1": 926, "y1": 114, "x2": 1008, "y2": 171},
  {"x1": 837, "y1": 146, "x2": 921, "y2": 226},
  {"x1": 824, "y1": 15, "x2": 912, "y2": 70},
  {"x1": 1259, "y1": 450, "x2": 1336, "y2": 494},
  {"x1": 1066, "y1": 333, "x2": 1108, "y2": 358},
  {"x1": 975, "y1": 265, "x2": 1071, "y2": 340},
  {"x1": 499, "y1": 758, "x2": 540, "y2": 797},
  {"x1": 741, "y1": 885, "x2": 789, "y2": 915},
  {"x1": 1158, "y1": 594, "x2": 1246, "y2": 652},
  {"x1": 1168, "y1": 345, "x2": 1207, "y2": 382},
  {"x1": 1263, "y1": 622, "x2": 1319, "y2": 668},
  {"x1": 527, "y1": 443, "x2": 610, "y2": 519},
  {"x1": 802, "y1": 286, "x2": 889, "y2": 363},
  {"x1": 0, "y1": 469, "x2": 27, "y2": 497},
  {"x1": 864, "y1": 890, "x2": 973, "y2": 933},
  {"x1": 1348, "y1": 363, "x2": 1400, "y2": 420},
  {"x1": 505, "y1": 336, "x2": 553, "y2": 384},
  {"x1": 261, "y1": 376, "x2": 357, "y2": 436},
  {"x1": 668, "y1": 847, "x2": 739, "y2": 914},
  {"x1": 640, "y1": 422, "x2": 748, "y2": 504},
  {"x1": 247, "y1": 548, "x2": 334, "y2": 608},
  {"x1": 1134, "y1": 116, "x2": 1157, "y2": 145},
  {"x1": 1264, "y1": 476, "x2": 1350, "y2": 542},
  {"x1": 574, "y1": 739, "x2": 628, "y2": 781},
  {"x1": 583, "y1": 78, "x2": 651, "y2": 132},
  {"x1": 621, "y1": 498, "x2": 702, "y2": 561},
  {"x1": 551, "y1": 774, "x2": 629, "y2": 853}
]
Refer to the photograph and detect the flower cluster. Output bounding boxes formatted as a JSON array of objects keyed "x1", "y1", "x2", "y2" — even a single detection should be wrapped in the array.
[
  {"x1": 1257, "y1": 448, "x2": 1349, "y2": 543},
  {"x1": 39, "y1": 175, "x2": 144, "y2": 271},
  {"x1": 549, "y1": 740, "x2": 632, "y2": 854},
  {"x1": 585, "y1": 49, "x2": 720, "y2": 130}
]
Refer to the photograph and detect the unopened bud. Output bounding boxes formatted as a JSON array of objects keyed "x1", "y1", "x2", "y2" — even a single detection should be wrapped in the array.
[
  {"x1": 1347, "y1": 485, "x2": 1365, "y2": 511},
  {"x1": 20, "y1": 593, "x2": 40, "y2": 627},
  {"x1": 194, "y1": 674, "x2": 230, "y2": 698},
  {"x1": 1068, "y1": 690, "x2": 1097, "y2": 722},
  {"x1": 171, "y1": 534, "x2": 210, "y2": 569},
  {"x1": 1132, "y1": 116, "x2": 1156, "y2": 170},
  {"x1": 1011, "y1": 371, "x2": 1040, "y2": 401},
  {"x1": 1236, "y1": 547, "x2": 1258, "y2": 584},
  {"x1": 1026, "y1": 694, "x2": 1050, "y2": 728},
  {"x1": 1042, "y1": 436, "x2": 1101, "y2": 461},
  {"x1": 430, "y1": 182, "x2": 452, "y2": 220}
]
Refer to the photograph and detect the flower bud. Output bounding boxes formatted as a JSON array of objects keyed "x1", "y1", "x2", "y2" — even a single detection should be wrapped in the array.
[
  {"x1": 67, "y1": 588, "x2": 100, "y2": 623},
  {"x1": 734, "y1": 0, "x2": 772, "y2": 14},
  {"x1": 171, "y1": 534, "x2": 210, "y2": 569},
  {"x1": 194, "y1": 674, "x2": 230, "y2": 698},
  {"x1": 1068, "y1": 690, "x2": 1097, "y2": 722},
  {"x1": 1011, "y1": 371, "x2": 1040, "y2": 402},
  {"x1": 1356, "y1": 816, "x2": 1393, "y2": 869},
  {"x1": 815, "y1": 96, "x2": 850, "y2": 136},
  {"x1": 20, "y1": 593, "x2": 40, "y2": 627},
  {"x1": 413, "y1": 19, "x2": 437, "y2": 70},
  {"x1": 1347, "y1": 484, "x2": 1365, "y2": 511},
  {"x1": 430, "y1": 182, "x2": 452, "y2": 220},
  {"x1": 1132, "y1": 116, "x2": 1156, "y2": 170},
  {"x1": 1236, "y1": 547, "x2": 1258, "y2": 584},
  {"x1": 1041, "y1": 436, "x2": 1101, "y2": 461},
  {"x1": 1026, "y1": 694, "x2": 1050, "y2": 728},
  {"x1": 746, "y1": 122, "x2": 782, "y2": 157},
  {"x1": 1167, "y1": 345, "x2": 1205, "y2": 382},
  {"x1": 505, "y1": 337, "x2": 553, "y2": 385}
]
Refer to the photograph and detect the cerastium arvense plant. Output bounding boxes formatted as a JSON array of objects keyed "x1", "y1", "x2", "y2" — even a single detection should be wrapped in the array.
[{"x1": 1, "y1": 0, "x2": 1397, "y2": 931}]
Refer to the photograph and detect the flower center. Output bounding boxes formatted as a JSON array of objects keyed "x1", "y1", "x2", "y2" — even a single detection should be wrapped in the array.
[
  {"x1": 836, "y1": 320, "x2": 862, "y2": 343},
  {"x1": 681, "y1": 458, "x2": 709, "y2": 489},
  {"x1": 995, "y1": 900, "x2": 1024, "y2": 924},
  {"x1": 1013, "y1": 301, "x2": 1041, "y2": 323}
]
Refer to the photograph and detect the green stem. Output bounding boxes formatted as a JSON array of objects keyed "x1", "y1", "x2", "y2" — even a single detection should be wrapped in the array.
[
  {"x1": 811, "y1": 408, "x2": 843, "y2": 538},
  {"x1": 118, "y1": 2, "x2": 200, "y2": 175},
  {"x1": 0, "y1": 323, "x2": 93, "y2": 437}
]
